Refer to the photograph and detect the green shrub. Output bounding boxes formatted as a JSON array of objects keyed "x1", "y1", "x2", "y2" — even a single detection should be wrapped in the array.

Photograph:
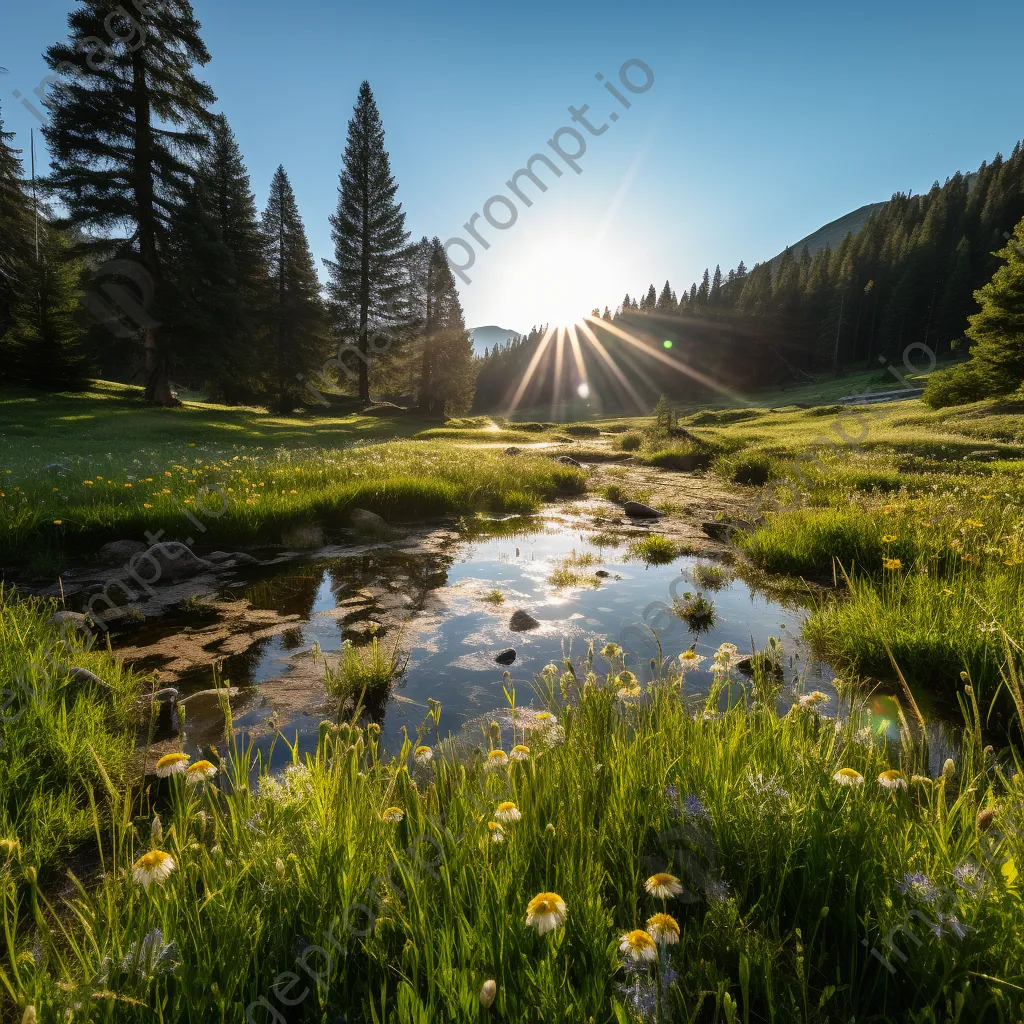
[
  {"x1": 673, "y1": 592, "x2": 716, "y2": 630},
  {"x1": 562, "y1": 424, "x2": 601, "y2": 437},
  {"x1": 627, "y1": 534, "x2": 678, "y2": 565},
  {"x1": 921, "y1": 360, "x2": 992, "y2": 408},
  {"x1": 619, "y1": 431, "x2": 643, "y2": 452}
]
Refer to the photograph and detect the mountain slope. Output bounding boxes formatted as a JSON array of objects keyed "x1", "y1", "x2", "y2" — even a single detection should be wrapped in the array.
[
  {"x1": 469, "y1": 325, "x2": 522, "y2": 357},
  {"x1": 769, "y1": 202, "x2": 887, "y2": 267}
]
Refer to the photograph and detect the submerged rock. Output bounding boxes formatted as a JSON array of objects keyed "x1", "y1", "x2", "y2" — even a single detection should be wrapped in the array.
[
  {"x1": 495, "y1": 648, "x2": 517, "y2": 665},
  {"x1": 349, "y1": 509, "x2": 389, "y2": 538},
  {"x1": 509, "y1": 609, "x2": 540, "y2": 632},
  {"x1": 623, "y1": 501, "x2": 663, "y2": 518}
]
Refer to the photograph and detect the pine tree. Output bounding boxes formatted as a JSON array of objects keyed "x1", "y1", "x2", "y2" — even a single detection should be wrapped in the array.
[
  {"x1": 963, "y1": 216, "x2": 1024, "y2": 389},
  {"x1": 415, "y1": 237, "x2": 477, "y2": 415},
  {"x1": 656, "y1": 280, "x2": 676, "y2": 313},
  {"x1": 2, "y1": 226, "x2": 88, "y2": 389},
  {"x1": 710, "y1": 265, "x2": 723, "y2": 306},
  {"x1": 0, "y1": 101, "x2": 33, "y2": 357},
  {"x1": 641, "y1": 284, "x2": 657, "y2": 311},
  {"x1": 43, "y1": 0, "x2": 215, "y2": 404},
  {"x1": 325, "y1": 81, "x2": 412, "y2": 401},
  {"x1": 261, "y1": 166, "x2": 327, "y2": 414}
]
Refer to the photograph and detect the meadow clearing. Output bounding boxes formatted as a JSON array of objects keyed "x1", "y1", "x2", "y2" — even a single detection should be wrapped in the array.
[{"x1": 3, "y1": 379, "x2": 1024, "y2": 1021}]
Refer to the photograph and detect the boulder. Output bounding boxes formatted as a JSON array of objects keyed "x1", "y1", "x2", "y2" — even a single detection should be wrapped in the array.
[
  {"x1": 230, "y1": 552, "x2": 259, "y2": 565},
  {"x1": 281, "y1": 522, "x2": 325, "y2": 548},
  {"x1": 139, "y1": 687, "x2": 181, "y2": 738},
  {"x1": 495, "y1": 648, "x2": 517, "y2": 665},
  {"x1": 556, "y1": 456, "x2": 584, "y2": 469},
  {"x1": 49, "y1": 610, "x2": 91, "y2": 633},
  {"x1": 504, "y1": 446, "x2": 522, "y2": 456},
  {"x1": 349, "y1": 509, "x2": 392, "y2": 539},
  {"x1": 509, "y1": 609, "x2": 540, "y2": 632},
  {"x1": 98, "y1": 540, "x2": 148, "y2": 565},
  {"x1": 595, "y1": 569, "x2": 611, "y2": 578},
  {"x1": 623, "y1": 501, "x2": 663, "y2": 518},
  {"x1": 137, "y1": 542, "x2": 215, "y2": 580},
  {"x1": 205, "y1": 551, "x2": 235, "y2": 564}
]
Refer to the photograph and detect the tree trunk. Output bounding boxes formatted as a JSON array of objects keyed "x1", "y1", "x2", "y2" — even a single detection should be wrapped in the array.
[{"x1": 358, "y1": 180, "x2": 371, "y2": 402}]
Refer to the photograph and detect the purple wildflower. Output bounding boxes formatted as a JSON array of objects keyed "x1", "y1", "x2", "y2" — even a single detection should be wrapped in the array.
[{"x1": 898, "y1": 872, "x2": 940, "y2": 904}]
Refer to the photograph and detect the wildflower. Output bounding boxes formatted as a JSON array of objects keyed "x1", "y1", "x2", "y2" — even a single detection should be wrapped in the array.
[
  {"x1": 645, "y1": 872, "x2": 683, "y2": 899},
  {"x1": 479, "y1": 980, "x2": 497, "y2": 1008},
  {"x1": 942, "y1": 758, "x2": 956, "y2": 779},
  {"x1": 798, "y1": 691, "x2": 828, "y2": 708},
  {"x1": 878, "y1": 769, "x2": 907, "y2": 791},
  {"x1": 185, "y1": 760, "x2": 217, "y2": 785},
  {"x1": 510, "y1": 744, "x2": 530, "y2": 761},
  {"x1": 382, "y1": 807, "x2": 404, "y2": 823},
  {"x1": 678, "y1": 650, "x2": 705, "y2": 671},
  {"x1": 144, "y1": 503, "x2": 152, "y2": 509},
  {"x1": 619, "y1": 929, "x2": 658, "y2": 962},
  {"x1": 617, "y1": 682, "x2": 642, "y2": 700},
  {"x1": 53, "y1": 520, "x2": 62, "y2": 526},
  {"x1": 485, "y1": 749, "x2": 509, "y2": 771},
  {"x1": 22, "y1": 1008, "x2": 37, "y2": 1024},
  {"x1": 602, "y1": 642, "x2": 621, "y2": 658},
  {"x1": 535, "y1": 711, "x2": 555, "y2": 724},
  {"x1": 931, "y1": 912, "x2": 969, "y2": 941},
  {"x1": 133, "y1": 850, "x2": 176, "y2": 889},
  {"x1": 683, "y1": 795, "x2": 710, "y2": 820},
  {"x1": 495, "y1": 801, "x2": 521, "y2": 823},
  {"x1": 151, "y1": 816, "x2": 162, "y2": 844},
  {"x1": 275, "y1": 857, "x2": 285, "y2": 877},
  {"x1": 525, "y1": 891, "x2": 567, "y2": 934},
  {"x1": 545, "y1": 823, "x2": 555, "y2": 834},
  {"x1": 898, "y1": 872, "x2": 939, "y2": 904},
  {"x1": 881, "y1": 535, "x2": 897, "y2": 543},
  {"x1": 715, "y1": 642, "x2": 738, "y2": 659},
  {"x1": 646, "y1": 912, "x2": 680, "y2": 945},
  {"x1": 954, "y1": 860, "x2": 987, "y2": 895},
  {"x1": 487, "y1": 821, "x2": 506, "y2": 843},
  {"x1": 617, "y1": 670, "x2": 637, "y2": 688},
  {"x1": 414, "y1": 745, "x2": 433, "y2": 765},
  {"x1": 964, "y1": 519, "x2": 984, "y2": 529},
  {"x1": 0, "y1": 838, "x2": 21, "y2": 860},
  {"x1": 833, "y1": 768, "x2": 864, "y2": 787},
  {"x1": 882, "y1": 558, "x2": 902, "y2": 570},
  {"x1": 910, "y1": 774, "x2": 932, "y2": 785},
  {"x1": 155, "y1": 753, "x2": 190, "y2": 778}
]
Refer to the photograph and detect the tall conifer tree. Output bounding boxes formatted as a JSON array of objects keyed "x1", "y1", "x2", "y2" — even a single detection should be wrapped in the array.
[
  {"x1": 261, "y1": 166, "x2": 327, "y2": 414},
  {"x1": 0, "y1": 101, "x2": 33, "y2": 356},
  {"x1": 325, "y1": 81, "x2": 411, "y2": 401},
  {"x1": 43, "y1": 0, "x2": 215, "y2": 404}
]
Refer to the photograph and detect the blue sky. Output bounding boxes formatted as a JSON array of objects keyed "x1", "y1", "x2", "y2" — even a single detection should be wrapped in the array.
[{"x1": 3, "y1": 0, "x2": 1023, "y2": 330}]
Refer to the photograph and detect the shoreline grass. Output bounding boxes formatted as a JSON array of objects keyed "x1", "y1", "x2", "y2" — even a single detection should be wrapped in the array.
[{"x1": 4, "y1": 636, "x2": 1023, "y2": 1021}]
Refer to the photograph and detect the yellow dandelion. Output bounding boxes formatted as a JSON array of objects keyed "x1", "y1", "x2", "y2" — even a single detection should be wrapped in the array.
[
  {"x1": 144, "y1": 503, "x2": 152, "y2": 509},
  {"x1": 878, "y1": 769, "x2": 907, "y2": 791},
  {"x1": 382, "y1": 807, "x2": 404, "y2": 823},
  {"x1": 646, "y1": 912, "x2": 680, "y2": 945},
  {"x1": 535, "y1": 711, "x2": 556, "y2": 724},
  {"x1": 833, "y1": 767, "x2": 864, "y2": 787},
  {"x1": 602, "y1": 642, "x2": 621, "y2": 658},
  {"x1": 155, "y1": 752, "x2": 190, "y2": 778},
  {"x1": 495, "y1": 801, "x2": 521, "y2": 823},
  {"x1": 525, "y1": 891, "x2": 567, "y2": 934},
  {"x1": 83, "y1": 480, "x2": 93, "y2": 486},
  {"x1": 510, "y1": 744, "x2": 530, "y2": 761},
  {"x1": 487, "y1": 821, "x2": 506, "y2": 843},
  {"x1": 485, "y1": 749, "x2": 509, "y2": 771},
  {"x1": 53, "y1": 520, "x2": 62, "y2": 526},
  {"x1": 645, "y1": 872, "x2": 683, "y2": 899},
  {"x1": 882, "y1": 535, "x2": 897, "y2": 543},
  {"x1": 185, "y1": 760, "x2": 217, "y2": 785},
  {"x1": 882, "y1": 558, "x2": 902, "y2": 570},
  {"x1": 413, "y1": 745, "x2": 433, "y2": 765},
  {"x1": 964, "y1": 519, "x2": 984, "y2": 529},
  {"x1": 132, "y1": 849, "x2": 176, "y2": 889},
  {"x1": 619, "y1": 929, "x2": 658, "y2": 962}
]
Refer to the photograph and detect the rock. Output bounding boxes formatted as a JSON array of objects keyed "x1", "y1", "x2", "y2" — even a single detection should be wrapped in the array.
[
  {"x1": 734, "y1": 656, "x2": 753, "y2": 675},
  {"x1": 595, "y1": 569, "x2": 611, "y2": 578},
  {"x1": 205, "y1": 551, "x2": 235, "y2": 564},
  {"x1": 509, "y1": 609, "x2": 540, "y2": 632},
  {"x1": 495, "y1": 648, "x2": 517, "y2": 665},
  {"x1": 623, "y1": 501, "x2": 663, "y2": 518},
  {"x1": 701, "y1": 521, "x2": 735, "y2": 542},
  {"x1": 230, "y1": 552, "x2": 259, "y2": 565},
  {"x1": 49, "y1": 610, "x2": 90, "y2": 632},
  {"x1": 139, "y1": 686, "x2": 181, "y2": 738},
  {"x1": 504, "y1": 446, "x2": 522, "y2": 456},
  {"x1": 98, "y1": 540, "x2": 148, "y2": 564},
  {"x1": 349, "y1": 509, "x2": 387, "y2": 535},
  {"x1": 557, "y1": 456, "x2": 584, "y2": 469},
  {"x1": 281, "y1": 522, "x2": 325, "y2": 548},
  {"x1": 137, "y1": 542, "x2": 215, "y2": 580}
]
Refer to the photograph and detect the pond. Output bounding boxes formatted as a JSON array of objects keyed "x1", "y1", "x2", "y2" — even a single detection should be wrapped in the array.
[{"x1": 98, "y1": 516, "x2": 956, "y2": 774}]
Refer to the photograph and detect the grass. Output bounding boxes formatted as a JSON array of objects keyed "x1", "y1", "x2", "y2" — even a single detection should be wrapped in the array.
[
  {"x1": 627, "y1": 535, "x2": 680, "y2": 566},
  {"x1": 0, "y1": 588, "x2": 142, "y2": 877},
  {"x1": 692, "y1": 563, "x2": 728, "y2": 590},
  {"x1": 482, "y1": 589, "x2": 505, "y2": 605},
  {"x1": 673, "y1": 592, "x2": 716, "y2": 631},
  {"x1": 1, "y1": 385, "x2": 587, "y2": 567},
  {"x1": 6, "y1": 635, "x2": 1024, "y2": 1022},
  {"x1": 548, "y1": 549, "x2": 602, "y2": 589},
  {"x1": 323, "y1": 634, "x2": 407, "y2": 713}
]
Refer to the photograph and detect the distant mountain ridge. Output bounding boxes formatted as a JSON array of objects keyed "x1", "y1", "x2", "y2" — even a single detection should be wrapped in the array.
[
  {"x1": 468, "y1": 325, "x2": 522, "y2": 357},
  {"x1": 769, "y1": 202, "x2": 887, "y2": 268}
]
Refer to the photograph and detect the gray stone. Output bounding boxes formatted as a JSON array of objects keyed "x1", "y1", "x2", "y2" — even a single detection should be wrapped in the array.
[
  {"x1": 230, "y1": 552, "x2": 259, "y2": 565},
  {"x1": 495, "y1": 648, "x2": 517, "y2": 665},
  {"x1": 49, "y1": 610, "x2": 90, "y2": 632},
  {"x1": 205, "y1": 551, "x2": 235, "y2": 564},
  {"x1": 98, "y1": 540, "x2": 148, "y2": 564},
  {"x1": 349, "y1": 509, "x2": 387, "y2": 535},
  {"x1": 137, "y1": 542, "x2": 215, "y2": 580},
  {"x1": 595, "y1": 569, "x2": 611, "y2": 578},
  {"x1": 68, "y1": 666, "x2": 108, "y2": 688},
  {"x1": 623, "y1": 501, "x2": 663, "y2": 518},
  {"x1": 509, "y1": 609, "x2": 540, "y2": 632},
  {"x1": 504, "y1": 446, "x2": 522, "y2": 456},
  {"x1": 281, "y1": 522, "x2": 325, "y2": 548},
  {"x1": 557, "y1": 455, "x2": 584, "y2": 469}
]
